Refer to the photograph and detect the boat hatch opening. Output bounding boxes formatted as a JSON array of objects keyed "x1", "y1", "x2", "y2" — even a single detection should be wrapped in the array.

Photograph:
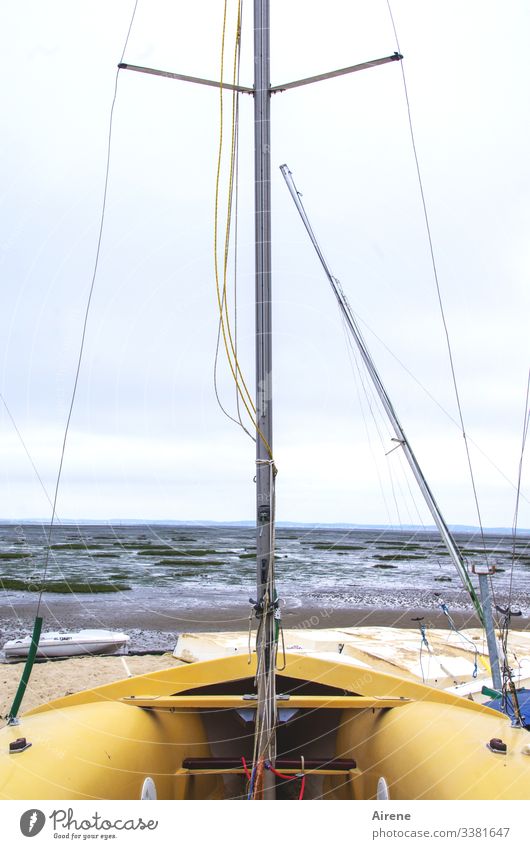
[{"x1": 178, "y1": 675, "x2": 356, "y2": 697}]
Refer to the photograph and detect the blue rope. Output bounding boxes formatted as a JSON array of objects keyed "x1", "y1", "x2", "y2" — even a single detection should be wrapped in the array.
[
  {"x1": 247, "y1": 765, "x2": 256, "y2": 800},
  {"x1": 418, "y1": 623, "x2": 430, "y2": 683},
  {"x1": 440, "y1": 602, "x2": 478, "y2": 678}
]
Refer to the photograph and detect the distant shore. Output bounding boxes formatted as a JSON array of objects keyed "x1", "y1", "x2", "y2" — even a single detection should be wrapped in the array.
[{"x1": 0, "y1": 516, "x2": 530, "y2": 536}]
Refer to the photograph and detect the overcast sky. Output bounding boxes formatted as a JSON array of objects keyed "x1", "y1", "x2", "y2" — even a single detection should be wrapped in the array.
[{"x1": 0, "y1": 0, "x2": 529, "y2": 528}]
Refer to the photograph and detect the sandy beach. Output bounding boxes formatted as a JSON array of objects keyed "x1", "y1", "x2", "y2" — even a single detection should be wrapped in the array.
[{"x1": 0, "y1": 653, "x2": 183, "y2": 723}]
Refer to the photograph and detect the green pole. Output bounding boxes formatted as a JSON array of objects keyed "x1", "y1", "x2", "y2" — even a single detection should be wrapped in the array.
[{"x1": 7, "y1": 616, "x2": 43, "y2": 723}]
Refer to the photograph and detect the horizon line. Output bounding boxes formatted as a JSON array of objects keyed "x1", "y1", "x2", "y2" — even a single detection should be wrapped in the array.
[{"x1": 0, "y1": 518, "x2": 528, "y2": 534}]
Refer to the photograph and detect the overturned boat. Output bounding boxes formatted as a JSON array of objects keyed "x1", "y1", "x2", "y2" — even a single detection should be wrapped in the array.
[{"x1": 3, "y1": 629, "x2": 129, "y2": 661}]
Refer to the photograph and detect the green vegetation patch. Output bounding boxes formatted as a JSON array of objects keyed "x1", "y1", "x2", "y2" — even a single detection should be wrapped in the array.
[
  {"x1": 137, "y1": 547, "x2": 179, "y2": 556},
  {"x1": 377, "y1": 553, "x2": 426, "y2": 561},
  {"x1": 300, "y1": 540, "x2": 336, "y2": 546},
  {"x1": 461, "y1": 548, "x2": 501, "y2": 557},
  {"x1": 0, "y1": 551, "x2": 32, "y2": 560},
  {"x1": 138, "y1": 547, "x2": 218, "y2": 557},
  {"x1": 155, "y1": 559, "x2": 224, "y2": 567},
  {"x1": 0, "y1": 578, "x2": 130, "y2": 593},
  {"x1": 178, "y1": 549, "x2": 218, "y2": 556}
]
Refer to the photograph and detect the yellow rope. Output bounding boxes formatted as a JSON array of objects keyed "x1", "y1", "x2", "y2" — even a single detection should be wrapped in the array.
[
  {"x1": 214, "y1": 2, "x2": 254, "y2": 418},
  {"x1": 214, "y1": 1, "x2": 273, "y2": 459}
]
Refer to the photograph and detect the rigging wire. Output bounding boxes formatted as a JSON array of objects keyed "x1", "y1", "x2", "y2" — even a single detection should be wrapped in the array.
[
  {"x1": 213, "y1": 1, "x2": 274, "y2": 455},
  {"x1": 231, "y1": 37, "x2": 245, "y2": 433},
  {"x1": 0, "y1": 393, "x2": 55, "y2": 515},
  {"x1": 385, "y1": 1, "x2": 491, "y2": 573},
  {"x1": 354, "y1": 311, "x2": 530, "y2": 509},
  {"x1": 249, "y1": 457, "x2": 278, "y2": 797},
  {"x1": 508, "y1": 369, "x2": 530, "y2": 607},
  {"x1": 281, "y1": 166, "x2": 483, "y2": 620},
  {"x1": 340, "y1": 320, "x2": 398, "y2": 527},
  {"x1": 5, "y1": 0, "x2": 141, "y2": 723},
  {"x1": 33, "y1": 0, "x2": 140, "y2": 618},
  {"x1": 341, "y1": 315, "x2": 440, "y2": 584},
  {"x1": 339, "y1": 315, "x2": 404, "y2": 529}
]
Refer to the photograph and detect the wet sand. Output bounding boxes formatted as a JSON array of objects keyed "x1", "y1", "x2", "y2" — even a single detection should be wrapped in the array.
[{"x1": 2, "y1": 597, "x2": 529, "y2": 638}]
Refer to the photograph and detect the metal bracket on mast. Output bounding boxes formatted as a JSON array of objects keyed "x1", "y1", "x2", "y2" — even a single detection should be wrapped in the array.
[
  {"x1": 118, "y1": 63, "x2": 254, "y2": 93},
  {"x1": 385, "y1": 437, "x2": 405, "y2": 456},
  {"x1": 270, "y1": 53, "x2": 403, "y2": 93},
  {"x1": 118, "y1": 52, "x2": 402, "y2": 96}
]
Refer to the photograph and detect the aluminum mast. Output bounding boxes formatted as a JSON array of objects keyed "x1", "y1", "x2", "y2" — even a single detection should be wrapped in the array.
[
  {"x1": 253, "y1": 0, "x2": 277, "y2": 799},
  {"x1": 280, "y1": 164, "x2": 485, "y2": 626}
]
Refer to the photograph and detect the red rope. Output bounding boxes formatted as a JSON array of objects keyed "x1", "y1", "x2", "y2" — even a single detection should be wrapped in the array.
[
  {"x1": 241, "y1": 756, "x2": 251, "y2": 781},
  {"x1": 267, "y1": 764, "x2": 295, "y2": 781},
  {"x1": 265, "y1": 763, "x2": 306, "y2": 799},
  {"x1": 298, "y1": 774, "x2": 306, "y2": 800}
]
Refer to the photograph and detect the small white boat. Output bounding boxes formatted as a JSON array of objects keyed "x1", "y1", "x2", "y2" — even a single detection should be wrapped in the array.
[{"x1": 3, "y1": 629, "x2": 129, "y2": 660}]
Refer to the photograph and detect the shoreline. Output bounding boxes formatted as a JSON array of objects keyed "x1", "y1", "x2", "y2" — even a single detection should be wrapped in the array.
[
  {"x1": 1, "y1": 599, "x2": 529, "y2": 655},
  {"x1": 3, "y1": 599, "x2": 530, "y2": 631}
]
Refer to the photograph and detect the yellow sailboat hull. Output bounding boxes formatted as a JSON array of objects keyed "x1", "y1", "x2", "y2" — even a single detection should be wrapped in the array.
[{"x1": 0, "y1": 653, "x2": 528, "y2": 799}]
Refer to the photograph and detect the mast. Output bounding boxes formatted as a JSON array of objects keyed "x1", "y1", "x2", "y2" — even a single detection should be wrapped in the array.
[
  {"x1": 281, "y1": 164, "x2": 485, "y2": 626},
  {"x1": 253, "y1": 0, "x2": 277, "y2": 798},
  {"x1": 117, "y1": 10, "x2": 405, "y2": 801}
]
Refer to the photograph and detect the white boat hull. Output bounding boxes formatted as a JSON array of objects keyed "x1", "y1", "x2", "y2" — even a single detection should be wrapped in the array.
[{"x1": 3, "y1": 629, "x2": 129, "y2": 660}]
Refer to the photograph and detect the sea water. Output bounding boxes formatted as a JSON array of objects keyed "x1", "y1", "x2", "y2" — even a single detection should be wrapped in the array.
[{"x1": 0, "y1": 523, "x2": 528, "y2": 651}]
